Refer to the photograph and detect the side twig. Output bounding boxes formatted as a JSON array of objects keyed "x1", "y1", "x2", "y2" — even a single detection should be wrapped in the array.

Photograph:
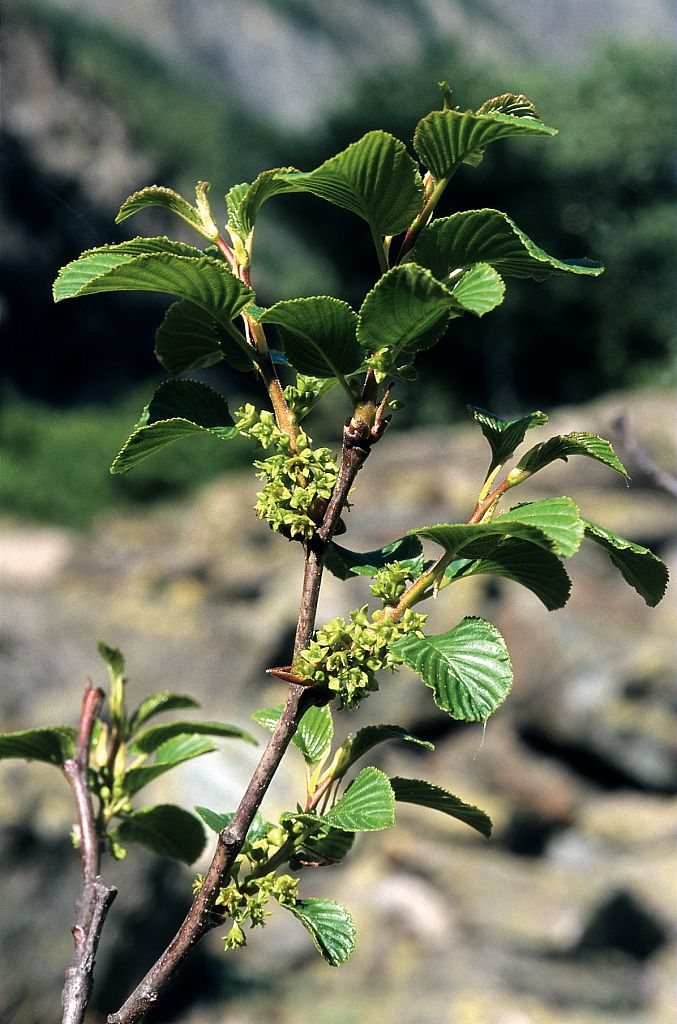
[
  {"x1": 108, "y1": 416, "x2": 376, "y2": 1024},
  {"x1": 61, "y1": 681, "x2": 117, "y2": 1024}
]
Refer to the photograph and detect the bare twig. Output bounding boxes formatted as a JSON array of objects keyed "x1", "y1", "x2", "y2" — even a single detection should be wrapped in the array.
[
  {"x1": 108, "y1": 414, "x2": 377, "y2": 1024},
  {"x1": 61, "y1": 681, "x2": 117, "y2": 1024}
]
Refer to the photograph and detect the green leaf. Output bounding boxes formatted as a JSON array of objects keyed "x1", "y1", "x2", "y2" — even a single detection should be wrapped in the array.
[
  {"x1": 112, "y1": 804, "x2": 206, "y2": 864},
  {"x1": 410, "y1": 497, "x2": 584, "y2": 560},
  {"x1": 390, "y1": 777, "x2": 492, "y2": 838},
  {"x1": 450, "y1": 263, "x2": 505, "y2": 316},
  {"x1": 325, "y1": 535, "x2": 424, "y2": 581},
  {"x1": 252, "y1": 704, "x2": 333, "y2": 766},
  {"x1": 155, "y1": 300, "x2": 256, "y2": 374},
  {"x1": 468, "y1": 406, "x2": 548, "y2": 472},
  {"x1": 446, "y1": 538, "x2": 572, "y2": 610},
  {"x1": 194, "y1": 807, "x2": 272, "y2": 847},
  {"x1": 235, "y1": 167, "x2": 299, "y2": 237},
  {"x1": 324, "y1": 766, "x2": 395, "y2": 832},
  {"x1": 123, "y1": 736, "x2": 217, "y2": 797},
  {"x1": 357, "y1": 264, "x2": 452, "y2": 365},
  {"x1": 0, "y1": 727, "x2": 76, "y2": 766},
  {"x1": 129, "y1": 720, "x2": 256, "y2": 755},
  {"x1": 476, "y1": 93, "x2": 542, "y2": 118},
  {"x1": 129, "y1": 693, "x2": 200, "y2": 735},
  {"x1": 53, "y1": 238, "x2": 253, "y2": 323},
  {"x1": 111, "y1": 379, "x2": 238, "y2": 474},
  {"x1": 292, "y1": 827, "x2": 355, "y2": 868},
  {"x1": 285, "y1": 898, "x2": 356, "y2": 966},
  {"x1": 515, "y1": 432, "x2": 628, "y2": 478},
  {"x1": 583, "y1": 520, "x2": 669, "y2": 607},
  {"x1": 277, "y1": 132, "x2": 424, "y2": 237},
  {"x1": 115, "y1": 185, "x2": 207, "y2": 237},
  {"x1": 97, "y1": 640, "x2": 125, "y2": 684},
  {"x1": 414, "y1": 106, "x2": 556, "y2": 180},
  {"x1": 225, "y1": 181, "x2": 250, "y2": 239},
  {"x1": 337, "y1": 725, "x2": 434, "y2": 777},
  {"x1": 256, "y1": 297, "x2": 362, "y2": 378},
  {"x1": 413, "y1": 209, "x2": 604, "y2": 282},
  {"x1": 392, "y1": 616, "x2": 513, "y2": 723}
]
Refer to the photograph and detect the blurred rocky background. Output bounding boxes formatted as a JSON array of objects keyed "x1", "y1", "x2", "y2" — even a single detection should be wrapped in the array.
[{"x1": 1, "y1": 1, "x2": 675, "y2": 1022}]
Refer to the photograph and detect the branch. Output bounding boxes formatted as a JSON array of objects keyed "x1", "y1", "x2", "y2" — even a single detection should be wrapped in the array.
[
  {"x1": 61, "y1": 681, "x2": 117, "y2": 1024},
  {"x1": 108, "y1": 414, "x2": 377, "y2": 1024}
]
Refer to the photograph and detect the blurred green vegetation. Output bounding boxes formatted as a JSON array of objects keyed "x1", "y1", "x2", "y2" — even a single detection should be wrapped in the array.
[{"x1": 1, "y1": 391, "x2": 254, "y2": 530}]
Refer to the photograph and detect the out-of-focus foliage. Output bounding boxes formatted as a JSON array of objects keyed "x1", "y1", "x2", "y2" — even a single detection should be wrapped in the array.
[{"x1": 0, "y1": 392, "x2": 253, "y2": 528}]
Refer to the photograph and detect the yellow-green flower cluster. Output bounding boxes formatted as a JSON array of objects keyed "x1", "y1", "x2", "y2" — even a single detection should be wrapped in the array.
[
  {"x1": 235, "y1": 404, "x2": 338, "y2": 540},
  {"x1": 295, "y1": 605, "x2": 427, "y2": 707},
  {"x1": 368, "y1": 561, "x2": 414, "y2": 606},
  {"x1": 218, "y1": 871, "x2": 300, "y2": 951}
]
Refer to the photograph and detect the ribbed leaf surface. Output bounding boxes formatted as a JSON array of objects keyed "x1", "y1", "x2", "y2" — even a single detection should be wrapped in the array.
[
  {"x1": 338, "y1": 725, "x2": 433, "y2": 776},
  {"x1": 390, "y1": 777, "x2": 492, "y2": 837},
  {"x1": 414, "y1": 107, "x2": 556, "y2": 180},
  {"x1": 357, "y1": 264, "x2": 451, "y2": 360},
  {"x1": 450, "y1": 263, "x2": 505, "y2": 316},
  {"x1": 516, "y1": 432, "x2": 627, "y2": 478},
  {"x1": 286, "y1": 898, "x2": 356, "y2": 966},
  {"x1": 293, "y1": 827, "x2": 355, "y2": 868},
  {"x1": 414, "y1": 210, "x2": 603, "y2": 281},
  {"x1": 468, "y1": 406, "x2": 548, "y2": 471},
  {"x1": 111, "y1": 380, "x2": 238, "y2": 474},
  {"x1": 257, "y1": 296, "x2": 362, "y2": 378},
  {"x1": 235, "y1": 167, "x2": 299, "y2": 236},
  {"x1": 324, "y1": 766, "x2": 395, "y2": 832},
  {"x1": 155, "y1": 300, "x2": 255, "y2": 374},
  {"x1": 476, "y1": 93, "x2": 542, "y2": 118},
  {"x1": 410, "y1": 497, "x2": 584, "y2": 560},
  {"x1": 113, "y1": 804, "x2": 206, "y2": 864},
  {"x1": 278, "y1": 131, "x2": 424, "y2": 236},
  {"x1": 583, "y1": 520, "x2": 668, "y2": 607},
  {"x1": 446, "y1": 538, "x2": 572, "y2": 610},
  {"x1": 53, "y1": 239, "x2": 253, "y2": 322},
  {"x1": 0, "y1": 727, "x2": 76, "y2": 765},
  {"x1": 115, "y1": 186, "x2": 205, "y2": 235},
  {"x1": 252, "y1": 703, "x2": 333, "y2": 765},
  {"x1": 392, "y1": 617, "x2": 513, "y2": 722}
]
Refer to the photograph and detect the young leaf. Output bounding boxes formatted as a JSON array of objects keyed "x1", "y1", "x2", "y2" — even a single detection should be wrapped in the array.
[
  {"x1": 357, "y1": 264, "x2": 452, "y2": 363},
  {"x1": 97, "y1": 640, "x2": 125, "y2": 683},
  {"x1": 446, "y1": 537, "x2": 572, "y2": 610},
  {"x1": 277, "y1": 131, "x2": 424, "y2": 237},
  {"x1": 225, "y1": 181, "x2": 251, "y2": 239},
  {"x1": 252, "y1": 704, "x2": 333, "y2": 766},
  {"x1": 582, "y1": 520, "x2": 669, "y2": 607},
  {"x1": 0, "y1": 727, "x2": 76, "y2": 766},
  {"x1": 292, "y1": 826, "x2": 355, "y2": 868},
  {"x1": 450, "y1": 263, "x2": 505, "y2": 316},
  {"x1": 514, "y1": 432, "x2": 628, "y2": 479},
  {"x1": 129, "y1": 693, "x2": 200, "y2": 735},
  {"x1": 194, "y1": 807, "x2": 272, "y2": 847},
  {"x1": 325, "y1": 535, "x2": 424, "y2": 581},
  {"x1": 410, "y1": 496, "x2": 584, "y2": 560},
  {"x1": 285, "y1": 898, "x2": 356, "y2": 966},
  {"x1": 324, "y1": 766, "x2": 395, "y2": 832},
  {"x1": 414, "y1": 106, "x2": 556, "y2": 181},
  {"x1": 392, "y1": 616, "x2": 513, "y2": 723},
  {"x1": 129, "y1": 720, "x2": 256, "y2": 755},
  {"x1": 476, "y1": 93, "x2": 542, "y2": 118},
  {"x1": 53, "y1": 239, "x2": 253, "y2": 323},
  {"x1": 256, "y1": 297, "x2": 362, "y2": 378},
  {"x1": 115, "y1": 185, "x2": 209, "y2": 238},
  {"x1": 234, "y1": 167, "x2": 299, "y2": 237},
  {"x1": 155, "y1": 300, "x2": 256, "y2": 374},
  {"x1": 112, "y1": 805, "x2": 206, "y2": 864},
  {"x1": 123, "y1": 736, "x2": 217, "y2": 797},
  {"x1": 336, "y1": 725, "x2": 434, "y2": 777},
  {"x1": 468, "y1": 406, "x2": 548, "y2": 472},
  {"x1": 111, "y1": 379, "x2": 238, "y2": 474},
  {"x1": 390, "y1": 777, "x2": 492, "y2": 838},
  {"x1": 413, "y1": 209, "x2": 603, "y2": 282}
]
